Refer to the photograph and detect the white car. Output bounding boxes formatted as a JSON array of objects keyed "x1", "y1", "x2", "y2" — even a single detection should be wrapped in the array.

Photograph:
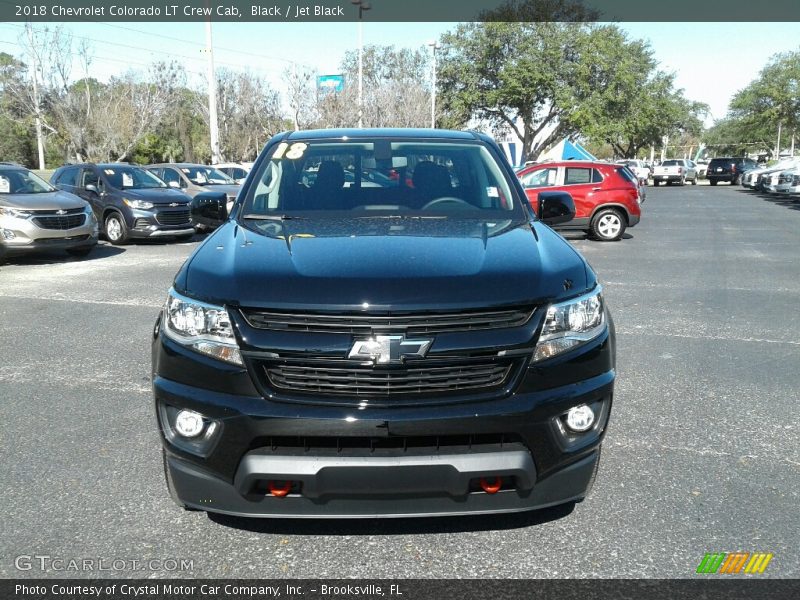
[
  {"x1": 616, "y1": 159, "x2": 651, "y2": 185},
  {"x1": 774, "y1": 168, "x2": 800, "y2": 195},
  {"x1": 742, "y1": 163, "x2": 782, "y2": 189},
  {"x1": 694, "y1": 159, "x2": 709, "y2": 178},
  {"x1": 749, "y1": 160, "x2": 800, "y2": 192},
  {"x1": 212, "y1": 162, "x2": 253, "y2": 184}
]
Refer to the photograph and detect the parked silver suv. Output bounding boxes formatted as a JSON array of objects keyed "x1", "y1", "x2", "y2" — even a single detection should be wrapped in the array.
[{"x1": 0, "y1": 164, "x2": 99, "y2": 262}]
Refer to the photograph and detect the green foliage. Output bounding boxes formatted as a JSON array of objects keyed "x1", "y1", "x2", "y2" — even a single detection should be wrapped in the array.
[
  {"x1": 437, "y1": 21, "x2": 705, "y2": 161},
  {"x1": 569, "y1": 26, "x2": 707, "y2": 158},
  {"x1": 719, "y1": 50, "x2": 800, "y2": 156},
  {"x1": 438, "y1": 21, "x2": 591, "y2": 161}
]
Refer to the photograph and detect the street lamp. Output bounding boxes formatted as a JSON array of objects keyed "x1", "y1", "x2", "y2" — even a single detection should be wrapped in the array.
[
  {"x1": 428, "y1": 40, "x2": 439, "y2": 129},
  {"x1": 352, "y1": 0, "x2": 371, "y2": 129}
]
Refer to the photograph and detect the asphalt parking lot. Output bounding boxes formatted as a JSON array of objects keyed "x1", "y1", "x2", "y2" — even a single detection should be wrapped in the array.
[{"x1": 1, "y1": 184, "x2": 798, "y2": 579}]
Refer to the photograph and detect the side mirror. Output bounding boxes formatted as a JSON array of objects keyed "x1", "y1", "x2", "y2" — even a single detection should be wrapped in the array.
[
  {"x1": 191, "y1": 191, "x2": 228, "y2": 228},
  {"x1": 85, "y1": 184, "x2": 99, "y2": 194},
  {"x1": 537, "y1": 191, "x2": 575, "y2": 226},
  {"x1": 168, "y1": 180, "x2": 180, "y2": 189}
]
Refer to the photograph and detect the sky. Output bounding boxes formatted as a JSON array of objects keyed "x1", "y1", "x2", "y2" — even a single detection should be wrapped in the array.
[{"x1": 1, "y1": 20, "x2": 799, "y2": 124}]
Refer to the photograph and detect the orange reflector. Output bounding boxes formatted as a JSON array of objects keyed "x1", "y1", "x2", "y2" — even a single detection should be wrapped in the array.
[
  {"x1": 267, "y1": 480, "x2": 292, "y2": 497},
  {"x1": 480, "y1": 476, "x2": 502, "y2": 494}
]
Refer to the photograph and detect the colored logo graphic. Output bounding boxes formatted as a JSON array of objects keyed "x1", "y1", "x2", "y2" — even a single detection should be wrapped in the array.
[{"x1": 696, "y1": 552, "x2": 773, "y2": 574}]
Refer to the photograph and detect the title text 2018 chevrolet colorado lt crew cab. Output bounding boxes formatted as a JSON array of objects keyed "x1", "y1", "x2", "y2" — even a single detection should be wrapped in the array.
[{"x1": 152, "y1": 129, "x2": 615, "y2": 518}]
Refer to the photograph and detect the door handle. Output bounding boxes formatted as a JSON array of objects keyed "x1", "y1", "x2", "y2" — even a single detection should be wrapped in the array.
[{"x1": 591, "y1": 187, "x2": 602, "y2": 191}]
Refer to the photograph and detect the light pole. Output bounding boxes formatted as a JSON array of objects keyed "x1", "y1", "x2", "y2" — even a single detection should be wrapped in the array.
[
  {"x1": 428, "y1": 41, "x2": 439, "y2": 129},
  {"x1": 204, "y1": 19, "x2": 221, "y2": 163},
  {"x1": 352, "y1": 0, "x2": 371, "y2": 129}
]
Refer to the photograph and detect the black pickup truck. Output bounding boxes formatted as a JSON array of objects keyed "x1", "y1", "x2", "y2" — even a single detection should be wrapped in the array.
[{"x1": 152, "y1": 128, "x2": 615, "y2": 518}]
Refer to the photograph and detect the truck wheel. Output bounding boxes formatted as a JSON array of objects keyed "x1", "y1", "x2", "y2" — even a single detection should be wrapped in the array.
[
  {"x1": 590, "y1": 208, "x2": 626, "y2": 241},
  {"x1": 104, "y1": 213, "x2": 129, "y2": 245},
  {"x1": 679, "y1": 176, "x2": 686, "y2": 186},
  {"x1": 691, "y1": 176, "x2": 697, "y2": 185},
  {"x1": 710, "y1": 179, "x2": 717, "y2": 186},
  {"x1": 653, "y1": 180, "x2": 660, "y2": 186}
]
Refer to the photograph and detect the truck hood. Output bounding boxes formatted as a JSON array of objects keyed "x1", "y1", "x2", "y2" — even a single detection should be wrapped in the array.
[
  {"x1": 0, "y1": 190, "x2": 87, "y2": 211},
  {"x1": 178, "y1": 218, "x2": 590, "y2": 311}
]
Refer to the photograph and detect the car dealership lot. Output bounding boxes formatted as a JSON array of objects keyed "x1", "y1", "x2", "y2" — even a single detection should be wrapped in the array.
[{"x1": 1, "y1": 185, "x2": 798, "y2": 578}]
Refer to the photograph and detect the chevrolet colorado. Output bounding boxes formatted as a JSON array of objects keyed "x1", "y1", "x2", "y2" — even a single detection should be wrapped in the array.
[{"x1": 152, "y1": 128, "x2": 615, "y2": 518}]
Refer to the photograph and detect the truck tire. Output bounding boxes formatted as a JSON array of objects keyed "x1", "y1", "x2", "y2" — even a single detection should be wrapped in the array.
[{"x1": 710, "y1": 179, "x2": 717, "y2": 186}]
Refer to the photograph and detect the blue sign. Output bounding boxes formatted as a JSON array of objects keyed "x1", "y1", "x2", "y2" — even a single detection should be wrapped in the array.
[{"x1": 317, "y1": 74, "x2": 345, "y2": 94}]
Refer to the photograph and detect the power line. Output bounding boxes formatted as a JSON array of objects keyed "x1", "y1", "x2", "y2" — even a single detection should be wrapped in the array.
[{"x1": 0, "y1": 22, "x2": 297, "y2": 76}]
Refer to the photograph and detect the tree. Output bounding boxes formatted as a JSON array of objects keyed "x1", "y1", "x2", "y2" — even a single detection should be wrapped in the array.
[
  {"x1": 437, "y1": 21, "x2": 592, "y2": 161},
  {"x1": 728, "y1": 50, "x2": 800, "y2": 156},
  {"x1": 314, "y1": 45, "x2": 432, "y2": 129},
  {"x1": 196, "y1": 69, "x2": 284, "y2": 161},
  {"x1": 0, "y1": 52, "x2": 36, "y2": 165},
  {"x1": 86, "y1": 61, "x2": 182, "y2": 162},
  {"x1": 567, "y1": 26, "x2": 707, "y2": 158},
  {"x1": 10, "y1": 25, "x2": 72, "y2": 168},
  {"x1": 283, "y1": 65, "x2": 317, "y2": 131}
]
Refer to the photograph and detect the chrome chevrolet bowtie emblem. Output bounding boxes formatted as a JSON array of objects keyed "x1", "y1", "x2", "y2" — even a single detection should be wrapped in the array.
[
  {"x1": 349, "y1": 335, "x2": 432, "y2": 364},
  {"x1": 56, "y1": 209, "x2": 67, "y2": 215},
  {"x1": 169, "y1": 202, "x2": 181, "y2": 207}
]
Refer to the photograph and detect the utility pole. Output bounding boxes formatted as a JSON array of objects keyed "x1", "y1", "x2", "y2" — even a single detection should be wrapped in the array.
[
  {"x1": 775, "y1": 122, "x2": 782, "y2": 160},
  {"x1": 352, "y1": 0, "x2": 371, "y2": 129},
  {"x1": 428, "y1": 41, "x2": 439, "y2": 129},
  {"x1": 205, "y1": 19, "x2": 221, "y2": 163},
  {"x1": 25, "y1": 24, "x2": 46, "y2": 170}
]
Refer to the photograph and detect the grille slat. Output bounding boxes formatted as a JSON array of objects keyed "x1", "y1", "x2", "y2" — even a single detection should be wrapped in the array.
[
  {"x1": 243, "y1": 307, "x2": 533, "y2": 335},
  {"x1": 156, "y1": 209, "x2": 191, "y2": 225},
  {"x1": 264, "y1": 360, "x2": 513, "y2": 397},
  {"x1": 32, "y1": 214, "x2": 86, "y2": 230}
]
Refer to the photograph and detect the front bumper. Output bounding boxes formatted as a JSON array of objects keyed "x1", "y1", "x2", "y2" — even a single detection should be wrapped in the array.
[
  {"x1": 127, "y1": 207, "x2": 193, "y2": 239},
  {"x1": 152, "y1": 315, "x2": 615, "y2": 517},
  {"x1": 165, "y1": 447, "x2": 600, "y2": 518},
  {"x1": 1, "y1": 213, "x2": 98, "y2": 255}
]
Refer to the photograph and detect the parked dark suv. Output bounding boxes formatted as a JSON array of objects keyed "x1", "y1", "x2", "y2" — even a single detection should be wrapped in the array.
[
  {"x1": 51, "y1": 163, "x2": 195, "y2": 244},
  {"x1": 706, "y1": 157, "x2": 758, "y2": 186},
  {"x1": 152, "y1": 129, "x2": 615, "y2": 518}
]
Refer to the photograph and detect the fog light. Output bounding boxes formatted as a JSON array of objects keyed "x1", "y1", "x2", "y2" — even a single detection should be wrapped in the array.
[
  {"x1": 174, "y1": 409, "x2": 205, "y2": 438},
  {"x1": 1, "y1": 229, "x2": 16, "y2": 240},
  {"x1": 565, "y1": 404, "x2": 595, "y2": 432}
]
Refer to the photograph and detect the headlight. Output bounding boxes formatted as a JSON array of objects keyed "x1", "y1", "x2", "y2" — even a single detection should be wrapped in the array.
[
  {"x1": 533, "y1": 287, "x2": 606, "y2": 362},
  {"x1": 162, "y1": 288, "x2": 243, "y2": 365},
  {"x1": 123, "y1": 198, "x2": 154, "y2": 210},
  {"x1": 0, "y1": 207, "x2": 31, "y2": 218}
]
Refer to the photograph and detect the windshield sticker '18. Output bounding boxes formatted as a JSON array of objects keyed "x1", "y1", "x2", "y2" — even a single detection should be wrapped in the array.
[{"x1": 285, "y1": 143, "x2": 308, "y2": 160}]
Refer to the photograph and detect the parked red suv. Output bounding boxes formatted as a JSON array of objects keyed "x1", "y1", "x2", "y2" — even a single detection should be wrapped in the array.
[{"x1": 516, "y1": 161, "x2": 643, "y2": 241}]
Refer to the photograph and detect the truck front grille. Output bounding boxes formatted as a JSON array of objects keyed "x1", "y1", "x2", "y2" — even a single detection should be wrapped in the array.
[
  {"x1": 262, "y1": 358, "x2": 514, "y2": 398},
  {"x1": 242, "y1": 306, "x2": 533, "y2": 335}
]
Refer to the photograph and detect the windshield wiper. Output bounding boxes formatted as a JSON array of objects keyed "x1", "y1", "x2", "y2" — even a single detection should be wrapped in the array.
[{"x1": 242, "y1": 214, "x2": 302, "y2": 221}]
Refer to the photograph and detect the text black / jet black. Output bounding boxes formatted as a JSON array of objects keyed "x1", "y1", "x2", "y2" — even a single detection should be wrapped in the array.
[{"x1": 151, "y1": 128, "x2": 615, "y2": 518}]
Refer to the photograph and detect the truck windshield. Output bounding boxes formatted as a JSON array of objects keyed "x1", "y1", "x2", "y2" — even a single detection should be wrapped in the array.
[{"x1": 241, "y1": 139, "x2": 522, "y2": 219}]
